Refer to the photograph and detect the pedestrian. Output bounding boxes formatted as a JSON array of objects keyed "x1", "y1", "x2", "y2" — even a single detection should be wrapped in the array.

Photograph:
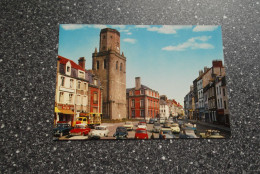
[
  {"x1": 159, "y1": 131, "x2": 164, "y2": 139},
  {"x1": 150, "y1": 133, "x2": 155, "y2": 139}
]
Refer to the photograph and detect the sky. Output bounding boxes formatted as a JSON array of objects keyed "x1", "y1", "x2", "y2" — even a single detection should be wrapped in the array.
[{"x1": 58, "y1": 24, "x2": 224, "y2": 106}]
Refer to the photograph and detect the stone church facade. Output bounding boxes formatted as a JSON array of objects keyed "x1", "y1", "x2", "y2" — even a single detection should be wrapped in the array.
[{"x1": 92, "y1": 28, "x2": 126, "y2": 119}]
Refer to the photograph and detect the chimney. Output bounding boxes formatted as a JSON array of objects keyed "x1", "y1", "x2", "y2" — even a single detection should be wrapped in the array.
[
  {"x1": 204, "y1": 66, "x2": 208, "y2": 73},
  {"x1": 199, "y1": 70, "x2": 203, "y2": 76},
  {"x1": 212, "y1": 60, "x2": 223, "y2": 67},
  {"x1": 78, "y1": 57, "x2": 86, "y2": 70},
  {"x1": 135, "y1": 77, "x2": 141, "y2": 90}
]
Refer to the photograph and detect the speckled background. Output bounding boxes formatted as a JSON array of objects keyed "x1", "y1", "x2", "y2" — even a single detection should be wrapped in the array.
[{"x1": 1, "y1": 0, "x2": 259, "y2": 173}]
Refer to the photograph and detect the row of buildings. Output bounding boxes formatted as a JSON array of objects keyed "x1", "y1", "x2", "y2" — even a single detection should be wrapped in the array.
[
  {"x1": 184, "y1": 60, "x2": 230, "y2": 125},
  {"x1": 54, "y1": 28, "x2": 183, "y2": 126}
]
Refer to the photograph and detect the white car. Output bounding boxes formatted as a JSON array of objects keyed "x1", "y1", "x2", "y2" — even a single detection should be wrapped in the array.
[
  {"x1": 137, "y1": 122, "x2": 147, "y2": 129},
  {"x1": 88, "y1": 126, "x2": 109, "y2": 139},
  {"x1": 123, "y1": 122, "x2": 134, "y2": 131},
  {"x1": 170, "y1": 123, "x2": 180, "y2": 133}
]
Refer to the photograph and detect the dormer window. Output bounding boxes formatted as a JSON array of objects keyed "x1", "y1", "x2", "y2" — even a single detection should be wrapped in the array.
[{"x1": 67, "y1": 66, "x2": 70, "y2": 72}]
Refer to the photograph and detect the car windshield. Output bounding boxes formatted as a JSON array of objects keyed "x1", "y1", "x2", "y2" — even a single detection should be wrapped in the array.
[
  {"x1": 162, "y1": 130, "x2": 172, "y2": 134},
  {"x1": 57, "y1": 124, "x2": 66, "y2": 128},
  {"x1": 171, "y1": 124, "x2": 178, "y2": 127},
  {"x1": 185, "y1": 129, "x2": 195, "y2": 134},
  {"x1": 78, "y1": 118, "x2": 82, "y2": 121},
  {"x1": 75, "y1": 125, "x2": 85, "y2": 128},
  {"x1": 136, "y1": 130, "x2": 147, "y2": 134},
  {"x1": 95, "y1": 127, "x2": 105, "y2": 130},
  {"x1": 138, "y1": 123, "x2": 146, "y2": 125},
  {"x1": 154, "y1": 123, "x2": 160, "y2": 126}
]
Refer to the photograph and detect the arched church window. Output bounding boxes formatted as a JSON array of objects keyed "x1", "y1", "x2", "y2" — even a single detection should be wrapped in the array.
[
  {"x1": 120, "y1": 63, "x2": 122, "y2": 71},
  {"x1": 97, "y1": 61, "x2": 99, "y2": 70}
]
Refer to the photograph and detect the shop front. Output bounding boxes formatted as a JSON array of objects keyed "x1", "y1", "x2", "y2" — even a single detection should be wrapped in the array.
[{"x1": 54, "y1": 104, "x2": 75, "y2": 127}]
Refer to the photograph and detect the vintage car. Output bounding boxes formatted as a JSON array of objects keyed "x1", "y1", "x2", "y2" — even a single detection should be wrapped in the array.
[
  {"x1": 159, "y1": 128, "x2": 177, "y2": 139},
  {"x1": 137, "y1": 122, "x2": 147, "y2": 129},
  {"x1": 179, "y1": 128, "x2": 198, "y2": 138},
  {"x1": 170, "y1": 123, "x2": 180, "y2": 133},
  {"x1": 53, "y1": 122, "x2": 72, "y2": 137},
  {"x1": 135, "y1": 128, "x2": 149, "y2": 139},
  {"x1": 113, "y1": 127, "x2": 128, "y2": 139},
  {"x1": 88, "y1": 125, "x2": 109, "y2": 139},
  {"x1": 69, "y1": 124, "x2": 91, "y2": 136},
  {"x1": 123, "y1": 121, "x2": 134, "y2": 131},
  {"x1": 163, "y1": 121, "x2": 172, "y2": 128},
  {"x1": 152, "y1": 122, "x2": 161, "y2": 133},
  {"x1": 160, "y1": 117, "x2": 166, "y2": 124},
  {"x1": 200, "y1": 130, "x2": 225, "y2": 138},
  {"x1": 168, "y1": 117, "x2": 174, "y2": 124},
  {"x1": 182, "y1": 123, "x2": 197, "y2": 133},
  {"x1": 148, "y1": 118, "x2": 156, "y2": 124}
]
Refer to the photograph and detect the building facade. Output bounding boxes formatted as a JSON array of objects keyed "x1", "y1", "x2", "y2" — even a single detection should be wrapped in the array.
[
  {"x1": 126, "y1": 77, "x2": 160, "y2": 120},
  {"x1": 92, "y1": 28, "x2": 126, "y2": 120},
  {"x1": 54, "y1": 56, "x2": 102, "y2": 126}
]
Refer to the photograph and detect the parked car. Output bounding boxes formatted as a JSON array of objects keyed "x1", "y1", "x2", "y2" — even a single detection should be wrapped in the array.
[
  {"x1": 153, "y1": 122, "x2": 161, "y2": 133},
  {"x1": 88, "y1": 126, "x2": 109, "y2": 139},
  {"x1": 135, "y1": 128, "x2": 149, "y2": 139},
  {"x1": 160, "y1": 117, "x2": 166, "y2": 124},
  {"x1": 113, "y1": 127, "x2": 128, "y2": 139},
  {"x1": 182, "y1": 123, "x2": 197, "y2": 133},
  {"x1": 123, "y1": 121, "x2": 134, "y2": 131},
  {"x1": 159, "y1": 128, "x2": 177, "y2": 139},
  {"x1": 69, "y1": 124, "x2": 91, "y2": 136},
  {"x1": 200, "y1": 130, "x2": 225, "y2": 138},
  {"x1": 170, "y1": 123, "x2": 180, "y2": 133},
  {"x1": 137, "y1": 122, "x2": 147, "y2": 129},
  {"x1": 148, "y1": 118, "x2": 156, "y2": 124},
  {"x1": 179, "y1": 128, "x2": 198, "y2": 138},
  {"x1": 168, "y1": 117, "x2": 174, "y2": 124},
  {"x1": 163, "y1": 121, "x2": 172, "y2": 128},
  {"x1": 53, "y1": 123, "x2": 72, "y2": 137}
]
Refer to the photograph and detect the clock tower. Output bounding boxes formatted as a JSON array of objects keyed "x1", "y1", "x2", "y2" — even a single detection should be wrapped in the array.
[{"x1": 92, "y1": 28, "x2": 126, "y2": 120}]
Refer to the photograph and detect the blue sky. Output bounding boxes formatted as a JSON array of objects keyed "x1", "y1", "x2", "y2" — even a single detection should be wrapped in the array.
[{"x1": 58, "y1": 24, "x2": 224, "y2": 106}]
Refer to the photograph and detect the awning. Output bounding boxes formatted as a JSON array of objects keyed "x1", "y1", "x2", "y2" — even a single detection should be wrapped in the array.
[{"x1": 55, "y1": 107, "x2": 74, "y2": 114}]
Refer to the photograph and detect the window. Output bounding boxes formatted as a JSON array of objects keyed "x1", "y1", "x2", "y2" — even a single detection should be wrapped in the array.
[
  {"x1": 116, "y1": 61, "x2": 118, "y2": 70},
  {"x1": 103, "y1": 35, "x2": 105, "y2": 39},
  {"x1": 141, "y1": 110, "x2": 144, "y2": 117},
  {"x1": 110, "y1": 35, "x2": 113, "y2": 39},
  {"x1": 104, "y1": 59, "x2": 106, "y2": 69},
  {"x1": 97, "y1": 61, "x2": 99, "y2": 70},
  {"x1": 70, "y1": 79, "x2": 74, "y2": 88},
  {"x1": 131, "y1": 99, "x2": 135, "y2": 108},
  {"x1": 120, "y1": 63, "x2": 122, "y2": 71},
  {"x1": 78, "y1": 81, "x2": 81, "y2": 89},
  {"x1": 93, "y1": 92, "x2": 98, "y2": 104},
  {"x1": 220, "y1": 87, "x2": 221, "y2": 94},
  {"x1": 140, "y1": 90, "x2": 144, "y2": 95},
  {"x1": 140, "y1": 99, "x2": 144, "y2": 107},
  {"x1": 59, "y1": 92, "x2": 64, "y2": 103},
  {"x1": 84, "y1": 83, "x2": 87, "y2": 90},
  {"x1": 69, "y1": 94, "x2": 73, "y2": 103},
  {"x1": 224, "y1": 101, "x2": 227, "y2": 109},
  {"x1": 220, "y1": 98, "x2": 222, "y2": 108},
  {"x1": 61, "y1": 76, "x2": 65, "y2": 86},
  {"x1": 67, "y1": 66, "x2": 70, "y2": 72},
  {"x1": 223, "y1": 89, "x2": 225, "y2": 96},
  {"x1": 132, "y1": 110, "x2": 135, "y2": 118},
  {"x1": 94, "y1": 80, "x2": 97, "y2": 86}
]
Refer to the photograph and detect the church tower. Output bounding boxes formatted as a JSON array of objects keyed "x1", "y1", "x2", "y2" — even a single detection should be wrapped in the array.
[{"x1": 92, "y1": 28, "x2": 126, "y2": 119}]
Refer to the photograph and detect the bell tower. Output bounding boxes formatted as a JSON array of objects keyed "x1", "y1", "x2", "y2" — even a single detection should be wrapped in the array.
[{"x1": 92, "y1": 28, "x2": 126, "y2": 120}]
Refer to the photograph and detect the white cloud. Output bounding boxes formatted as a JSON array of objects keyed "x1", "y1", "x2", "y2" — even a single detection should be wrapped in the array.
[
  {"x1": 126, "y1": 32, "x2": 132, "y2": 35},
  {"x1": 92, "y1": 24, "x2": 108, "y2": 29},
  {"x1": 147, "y1": 26, "x2": 177, "y2": 34},
  {"x1": 135, "y1": 25, "x2": 150, "y2": 28},
  {"x1": 123, "y1": 38, "x2": 136, "y2": 44},
  {"x1": 162, "y1": 36, "x2": 214, "y2": 51},
  {"x1": 112, "y1": 25, "x2": 126, "y2": 29},
  {"x1": 61, "y1": 24, "x2": 86, "y2": 30},
  {"x1": 193, "y1": 25, "x2": 218, "y2": 32}
]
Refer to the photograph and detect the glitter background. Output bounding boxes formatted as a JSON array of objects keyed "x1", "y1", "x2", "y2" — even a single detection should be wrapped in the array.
[{"x1": 1, "y1": 0, "x2": 259, "y2": 173}]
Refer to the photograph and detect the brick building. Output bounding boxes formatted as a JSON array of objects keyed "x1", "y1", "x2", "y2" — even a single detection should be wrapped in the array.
[
  {"x1": 126, "y1": 77, "x2": 160, "y2": 120},
  {"x1": 92, "y1": 28, "x2": 126, "y2": 120}
]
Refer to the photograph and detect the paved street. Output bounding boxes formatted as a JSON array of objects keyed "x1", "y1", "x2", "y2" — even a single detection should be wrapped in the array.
[{"x1": 56, "y1": 119, "x2": 231, "y2": 140}]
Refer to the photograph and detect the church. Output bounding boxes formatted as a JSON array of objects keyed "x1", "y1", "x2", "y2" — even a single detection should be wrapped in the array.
[{"x1": 92, "y1": 28, "x2": 127, "y2": 120}]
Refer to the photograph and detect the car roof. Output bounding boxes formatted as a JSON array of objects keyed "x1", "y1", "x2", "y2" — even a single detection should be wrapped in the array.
[
  {"x1": 161, "y1": 128, "x2": 172, "y2": 131},
  {"x1": 96, "y1": 125, "x2": 107, "y2": 128},
  {"x1": 136, "y1": 128, "x2": 146, "y2": 130}
]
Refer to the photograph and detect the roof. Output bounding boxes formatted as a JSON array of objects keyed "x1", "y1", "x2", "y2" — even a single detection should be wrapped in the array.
[{"x1": 58, "y1": 55, "x2": 85, "y2": 71}]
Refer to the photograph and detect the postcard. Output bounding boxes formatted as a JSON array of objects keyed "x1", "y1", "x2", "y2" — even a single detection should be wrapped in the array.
[{"x1": 53, "y1": 24, "x2": 231, "y2": 140}]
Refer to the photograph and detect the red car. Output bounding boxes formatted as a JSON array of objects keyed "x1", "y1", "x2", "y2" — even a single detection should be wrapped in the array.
[
  {"x1": 70, "y1": 124, "x2": 91, "y2": 136},
  {"x1": 135, "y1": 128, "x2": 149, "y2": 139}
]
